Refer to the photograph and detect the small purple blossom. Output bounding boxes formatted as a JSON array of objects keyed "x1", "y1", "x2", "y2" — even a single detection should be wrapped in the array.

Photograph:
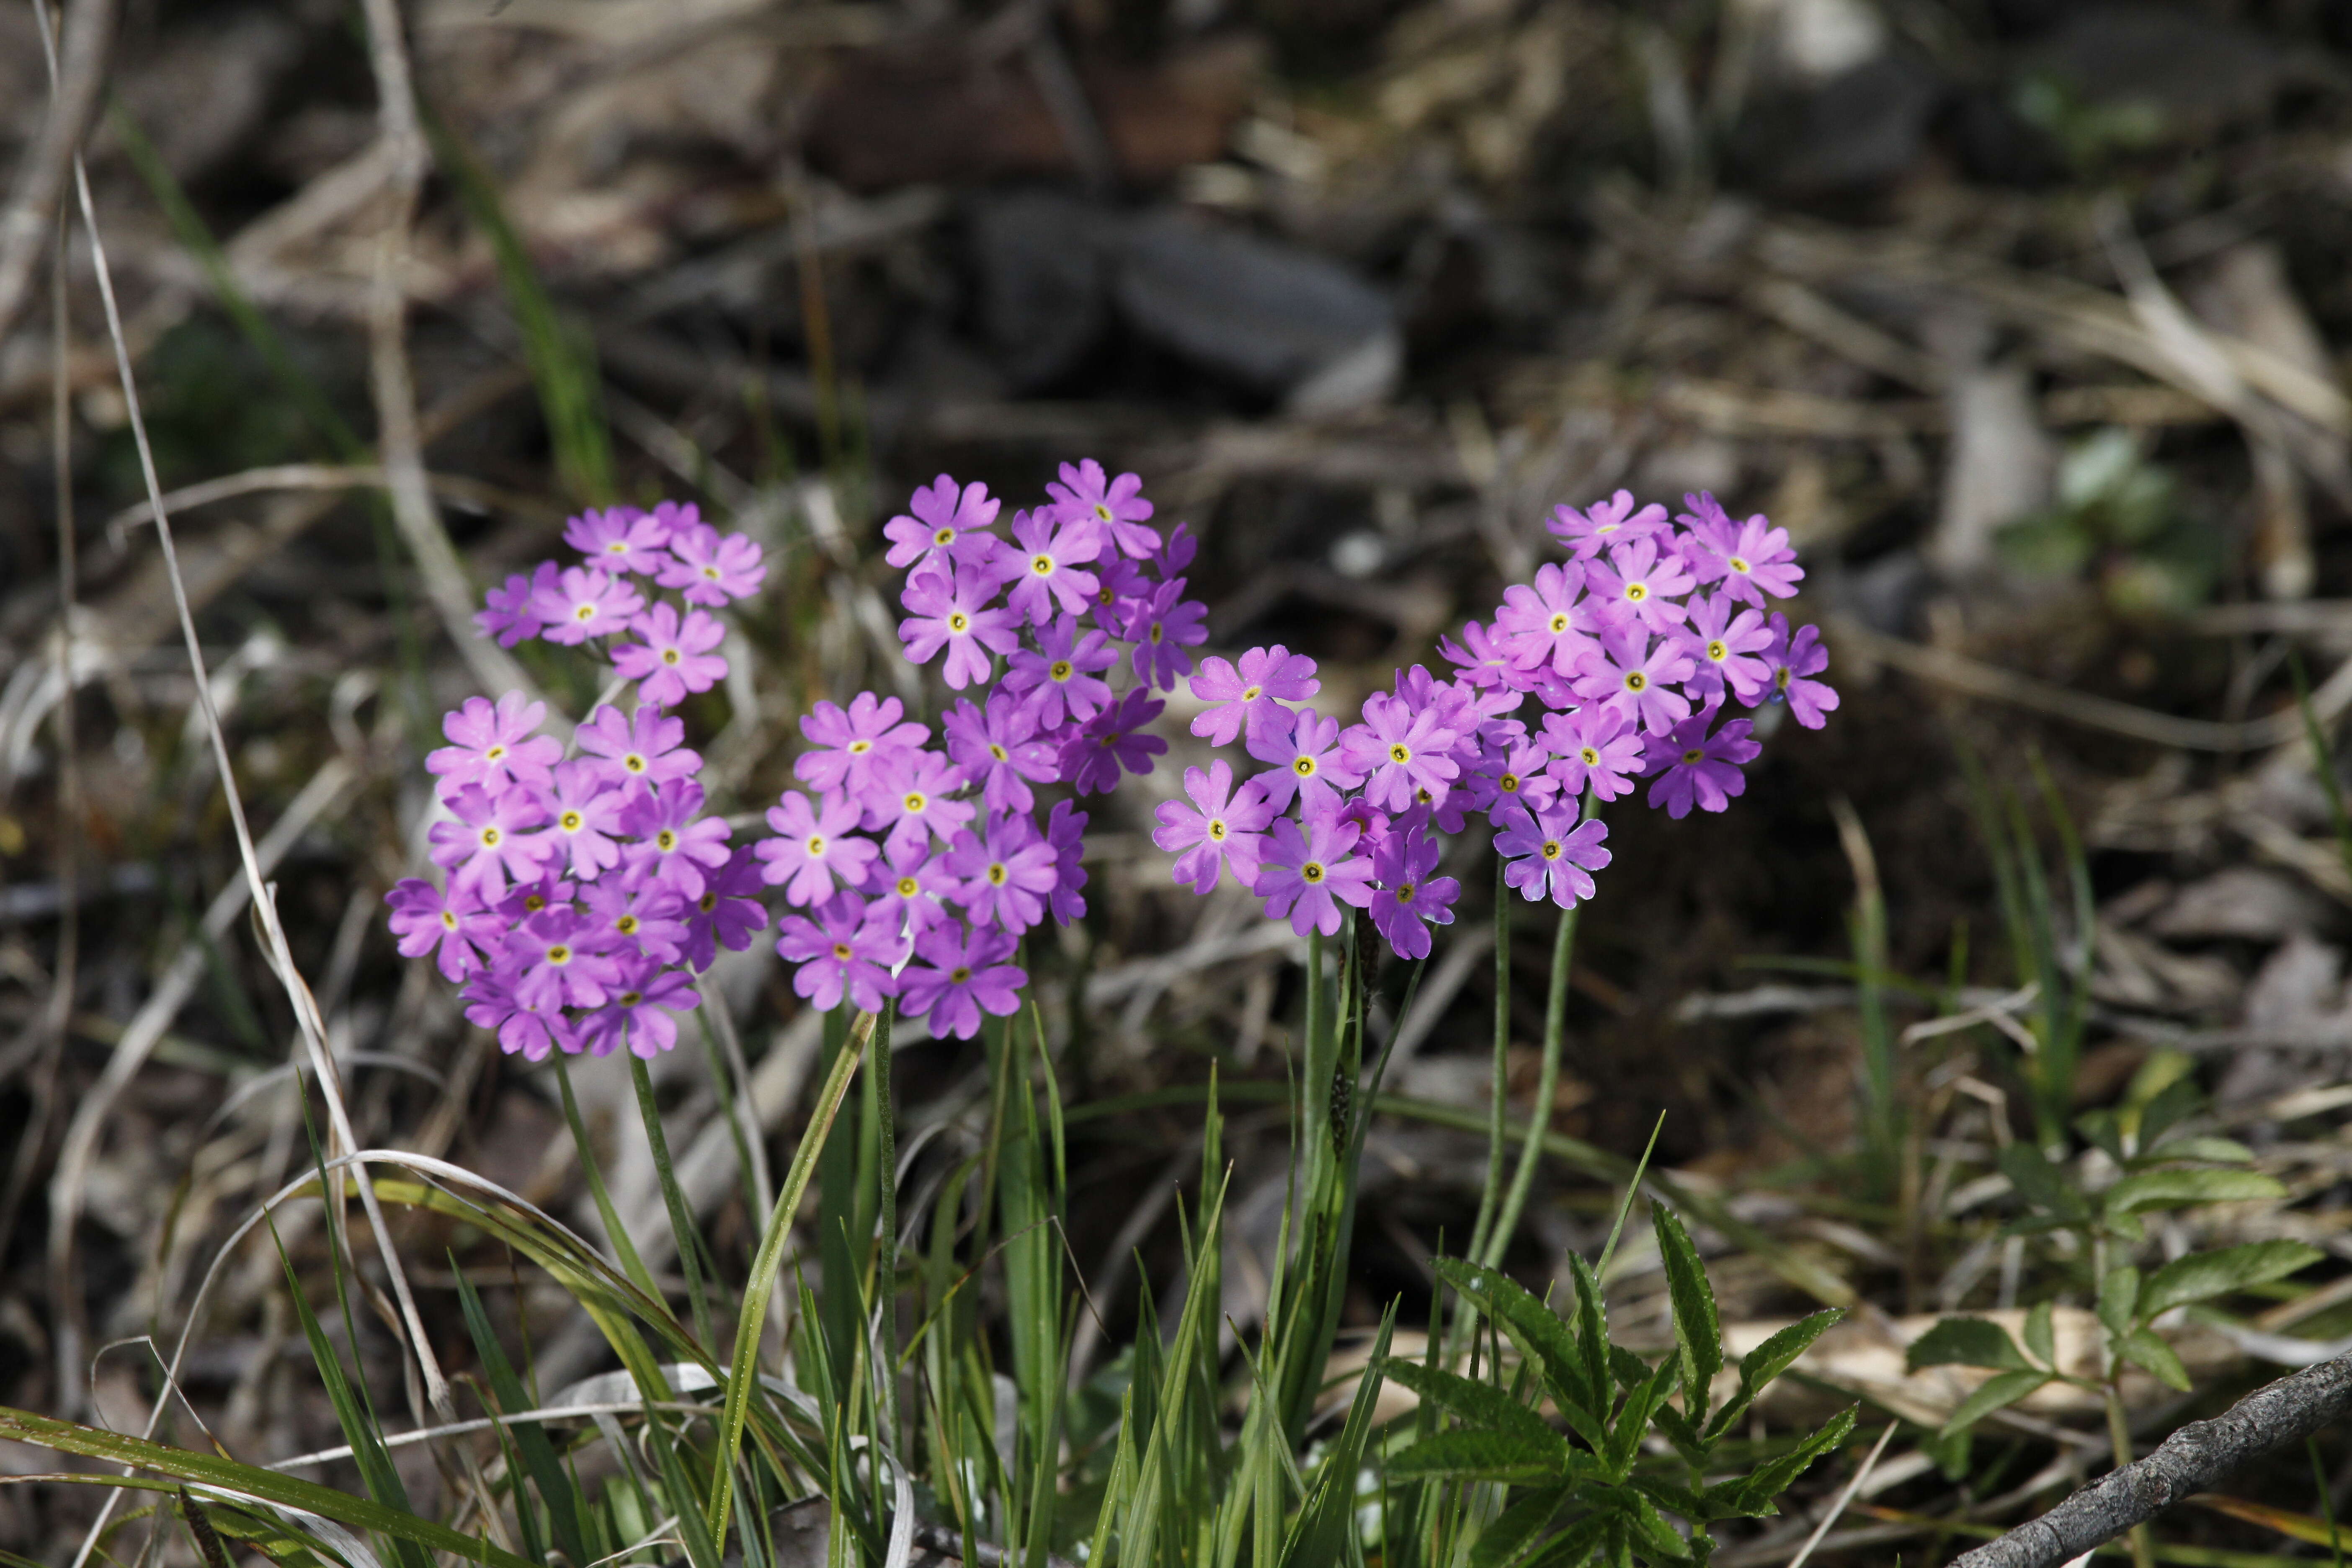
[
  {"x1": 565, "y1": 507, "x2": 672, "y2": 575},
  {"x1": 576, "y1": 703, "x2": 703, "y2": 798},
  {"x1": 796, "y1": 694, "x2": 928, "y2": 800},
  {"x1": 1540, "y1": 707, "x2": 1644, "y2": 803},
  {"x1": 1124, "y1": 579, "x2": 1208, "y2": 691},
  {"x1": 999, "y1": 507, "x2": 1102, "y2": 624},
  {"x1": 386, "y1": 878, "x2": 501, "y2": 981},
  {"x1": 656, "y1": 524, "x2": 766, "y2": 606},
  {"x1": 1152, "y1": 761, "x2": 1279, "y2": 894},
  {"x1": 1189, "y1": 646, "x2": 1320, "y2": 747},
  {"x1": 1047, "y1": 459, "x2": 1159, "y2": 559},
  {"x1": 428, "y1": 784, "x2": 553, "y2": 897},
  {"x1": 684, "y1": 848, "x2": 770, "y2": 971},
  {"x1": 1367, "y1": 817, "x2": 1459, "y2": 960},
  {"x1": 1643, "y1": 712, "x2": 1761, "y2": 818},
  {"x1": 1759, "y1": 615, "x2": 1839, "y2": 728},
  {"x1": 1676, "y1": 593, "x2": 1775, "y2": 704},
  {"x1": 622, "y1": 778, "x2": 733, "y2": 897},
  {"x1": 1495, "y1": 562, "x2": 1596, "y2": 677},
  {"x1": 945, "y1": 813, "x2": 1060, "y2": 934},
  {"x1": 583, "y1": 959, "x2": 699, "y2": 1058},
  {"x1": 477, "y1": 562, "x2": 557, "y2": 647},
  {"x1": 1005, "y1": 614, "x2": 1117, "y2": 728},
  {"x1": 1682, "y1": 494, "x2": 1802, "y2": 604},
  {"x1": 427, "y1": 692, "x2": 561, "y2": 793},
  {"x1": 610, "y1": 602, "x2": 728, "y2": 708},
  {"x1": 1584, "y1": 535, "x2": 1695, "y2": 634},
  {"x1": 1254, "y1": 803, "x2": 1376, "y2": 937},
  {"x1": 870, "y1": 750, "x2": 977, "y2": 857},
  {"x1": 1060, "y1": 688, "x2": 1167, "y2": 795},
  {"x1": 1494, "y1": 805, "x2": 1610, "y2": 908},
  {"x1": 941, "y1": 692, "x2": 1059, "y2": 815},
  {"x1": 884, "y1": 475, "x2": 1003, "y2": 573},
  {"x1": 1546, "y1": 489, "x2": 1667, "y2": 560},
  {"x1": 545, "y1": 760, "x2": 627, "y2": 878},
  {"x1": 506, "y1": 909, "x2": 624, "y2": 1012},
  {"x1": 899, "y1": 921, "x2": 1024, "y2": 1040},
  {"x1": 776, "y1": 893, "x2": 901, "y2": 1014},
  {"x1": 1338, "y1": 692, "x2": 1464, "y2": 812},
  {"x1": 532, "y1": 565, "x2": 644, "y2": 645},
  {"x1": 863, "y1": 835, "x2": 960, "y2": 938},
  {"x1": 900, "y1": 563, "x2": 1021, "y2": 689},
  {"x1": 1571, "y1": 625, "x2": 1695, "y2": 736},
  {"x1": 1245, "y1": 707, "x2": 1362, "y2": 813},
  {"x1": 757, "y1": 789, "x2": 877, "y2": 906}
]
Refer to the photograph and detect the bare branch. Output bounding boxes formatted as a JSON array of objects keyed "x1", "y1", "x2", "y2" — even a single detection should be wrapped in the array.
[{"x1": 1952, "y1": 1353, "x2": 2352, "y2": 1568}]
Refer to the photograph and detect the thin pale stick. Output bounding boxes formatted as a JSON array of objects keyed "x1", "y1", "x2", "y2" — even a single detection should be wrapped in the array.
[{"x1": 1785, "y1": 1421, "x2": 1898, "y2": 1568}]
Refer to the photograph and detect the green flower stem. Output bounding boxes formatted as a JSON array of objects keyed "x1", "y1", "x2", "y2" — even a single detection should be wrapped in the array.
[
  {"x1": 1481, "y1": 898, "x2": 1578, "y2": 1270},
  {"x1": 552, "y1": 1055, "x2": 667, "y2": 1316},
  {"x1": 630, "y1": 1049, "x2": 716, "y2": 1350},
  {"x1": 1467, "y1": 854, "x2": 1512, "y2": 1270}
]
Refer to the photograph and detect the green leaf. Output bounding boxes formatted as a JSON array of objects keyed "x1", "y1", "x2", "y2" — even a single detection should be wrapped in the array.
[
  {"x1": 1939, "y1": 1369, "x2": 2051, "y2": 1437},
  {"x1": 2022, "y1": 1301, "x2": 2056, "y2": 1368},
  {"x1": 1616, "y1": 1489, "x2": 1694, "y2": 1562},
  {"x1": 2104, "y1": 1168, "x2": 2285, "y2": 1217},
  {"x1": 1468, "y1": 1485, "x2": 1568, "y2": 1568},
  {"x1": 1905, "y1": 1318, "x2": 2031, "y2": 1373},
  {"x1": 1387, "y1": 1429, "x2": 1572, "y2": 1485},
  {"x1": 453, "y1": 1264, "x2": 591, "y2": 1568},
  {"x1": 1652, "y1": 1206, "x2": 1723, "y2": 1424},
  {"x1": 1706, "y1": 1406, "x2": 1858, "y2": 1518},
  {"x1": 2098, "y1": 1266, "x2": 2142, "y2": 1339},
  {"x1": 1381, "y1": 1359, "x2": 1564, "y2": 1449},
  {"x1": 1627, "y1": 1475, "x2": 1705, "y2": 1521},
  {"x1": 2118, "y1": 1327, "x2": 2192, "y2": 1392},
  {"x1": 1649, "y1": 1398, "x2": 1705, "y2": 1467},
  {"x1": 1436, "y1": 1256, "x2": 1598, "y2": 1422},
  {"x1": 1520, "y1": 1510, "x2": 1615, "y2": 1568},
  {"x1": 1999, "y1": 1143, "x2": 2088, "y2": 1221},
  {"x1": 1566, "y1": 1253, "x2": 1612, "y2": 1426},
  {"x1": 1283, "y1": 1309, "x2": 1394, "y2": 1568},
  {"x1": 2136, "y1": 1135, "x2": 2254, "y2": 1166},
  {"x1": 1708, "y1": 1309, "x2": 1843, "y2": 1439},
  {"x1": 2141, "y1": 1242, "x2": 2324, "y2": 1318},
  {"x1": 1605, "y1": 1357, "x2": 1680, "y2": 1477}
]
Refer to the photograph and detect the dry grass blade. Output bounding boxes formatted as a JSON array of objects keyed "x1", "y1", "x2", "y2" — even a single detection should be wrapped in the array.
[
  {"x1": 0, "y1": 0, "x2": 113, "y2": 342},
  {"x1": 103, "y1": 462, "x2": 557, "y2": 534}
]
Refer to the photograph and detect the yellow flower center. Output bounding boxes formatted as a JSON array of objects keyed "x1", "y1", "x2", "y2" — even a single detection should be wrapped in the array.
[
  {"x1": 1388, "y1": 743, "x2": 1410, "y2": 765},
  {"x1": 1625, "y1": 671, "x2": 1647, "y2": 692},
  {"x1": 1776, "y1": 667, "x2": 1792, "y2": 690},
  {"x1": 1395, "y1": 883, "x2": 1416, "y2": 903},
  {"x1": 619, "y1": 990, "x2": 643, "y2": 1006},
  {"x1": 849, "y1": 739, "x2": 872, "y2": 754},
  {"x1": 1050, "y1": 660, "x2": 1073, "y2": 682},
  {"x1": 904, "y1": 792, "x2": 927, "y2": 813},
  {"x1": 1293, "y1": 756, "x2": 1316, "y2": 777},
  {"x1": 1207, "y1": 819, "x2": 1228, "y2": 841},
  {"x1": 439, "y1": 910, "x2": 458, "y2": 930},
  {"x1": 1499, "y1": 773, "x2": 1519, "y2": 792},
  {"x1": 1032, "y1": 555, "x2": 1053, "y2": 576},
  {"x1": 934, "y1": 526, "x2": 955, "y2": 546},
  {"x1": 486, "y1": 744, "x2": 507, "y2": 761},
  {"x1": 560, "y1": 810, "x2": 584, "y2": 832},
  {"x1": 897, "y1": 877, "x2": 919, "y2": 897},
  {"x1": 1707, "y1": 640, "x2": 1728, "y2": 661},
  {"x1": 1626, "y1": 582, "x2": 1648, "y2": 601},
  {"x1": 1683, "y1": 748, "x2": 1704, "y2": 765},
  {"x1": 1149, "y1": 622, "x2": 1164, "y2": 644},
  {"x1": 701, "y1": 565, "x2": 720, "y2": 581},
  {"x1": 1241, "y1": 684, "x2": 1262, "y2": 701},
  {"x1": 1547, "y1": 612, "x2": 1569, "y2": 634},
  {"x1": 575, "y1": 604, "x2": 596, "y2": 622},
  {"x1": 806, "y1": 833, "x2": 826, "y2": 855},
  {"x1": 1730, "y1": 555, "x2": 1751, "y2": 573},
  {"x1": 624, "y1": 752, "x2": 647, "y2": 773},
  {"x1": 948, "y1": 612, "x2": 971, "y2": 633},
  {"x1": 833, "y1": 942, "x2": 854, "y2": 961},
  {"x1": 524, "y1": 894, "x2": 547, "y2": 913},
  {"x1": 987, "y1": 863, "x2": 1008, "y2": 886},
  {"x1": 1540, "y1": 840, "x2": 1562, "y2": 861},
  {"x1": 547, "y1": 944, "x2": 573, "y2": 964},
  {"x1": 1580, "y1": 746, "x2": 1599, "y2": 766},
  {"x1": 616, "y1": 915, "x2": 639, "y2": 934},
  {"x1": 989, "y1": 743, "x2": 1008, "y2": 761},
  {"x1": 951, "y1": 965, "x2": 974, "y2": 983},
  {"x1": 1093, "y1": 503, "x2": 1113, "y2": 523},
  {"x1": 699, "y1": 891, "x2": 718, "y2": 912},
  {"x1": 480, "y1": 826, "x2": 502, "y2": 847},
  {"x1": 662, "y1": 648, "x2": 681, "y2": 665},
  {"x1": 657, "y1": 830, "x2": 677, "y2": 851},
  {"x1": 1301, "y1": 862, "x2": 1325, "y2": 884}
]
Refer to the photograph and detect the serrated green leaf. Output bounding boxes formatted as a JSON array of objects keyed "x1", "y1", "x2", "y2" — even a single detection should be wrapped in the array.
[
  {"x1": 2117, "y1": 1327, "x2": 2192, "y2": 1392},
  {"x1": 1627, "y1": 1475, "x2": 1705, "y2": 1521},
  {"x1": 1520, "y1": 1509, "x2": 1614, "y2": 1568},
  {"x1": 1567, "y1": 1252, "x2": 1611, "y2": 1421},
  {"x1": 1436, "y1": 1256, "x2": 1594, "y2": 1417},
  {"x1": 2104, "y1": 1168, "x2": 2285, "y2": 1216},
  {"x1": 1939, "y1": 1369, "x2": 2050, "y2": 1436},
  {"x1": 1708, "y1": 1309, "x2": 1843, "y2": 1439},
  {"x1": 1652, "y1": 1207, "x2": 1722, "y2": 1424},
  {"x1": 1605, "y1": 1358, "x2": 1679, "y2": 1476},
  {"x1": 1387, "y1": 1428, "x2": 1571, "y2": 1485},
  {"x1": 1468, "y1": 1485, "x2": 1568, "y2": 1568},
  {"x1": 2098, "y1": 1265, "x2": 2141, "y2": 1338},
  {"x1": 2022, "y1": 1301, "x2": 2056, "y2": 1367},
  {"x1": 1618, "y1": 1489, "x2": 1693, "y2": 1561},
  {"x1": 1381, "y1": 1359, "x2": 1562, "y2": 1449},
  {"x1": 1650, "y1": 1399, "x2": 1705, "y2": 1467},
  {"x1": 2000, "y1": 1142, "x2": 2088, "y2": 1220},
  {"x1": 2141, "y1": 1242, "x2": 2324, "y2": 1318},
  {"x1": 1905, "y1": 1317, "x2": 2031, "y2": 1373},
  {"x1": 1709, "y1": 1406, "x2": 1859, "y2": 1517}
]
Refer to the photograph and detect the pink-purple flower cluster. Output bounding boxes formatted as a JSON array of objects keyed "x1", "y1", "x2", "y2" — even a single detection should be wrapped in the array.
[
  {"x1": 385, "y1": 502, "x2": 772, "y2": 1060},
  {"x1": 1155, "y1": 490, "x2": 1839, "y2": 961},
  {"x1": 759, "y1": 462, "x2": 1206, "y2": 1039}
]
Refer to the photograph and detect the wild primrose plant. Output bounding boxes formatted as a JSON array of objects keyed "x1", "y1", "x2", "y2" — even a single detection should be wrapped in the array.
[{"x1": 347, "y1": 463, "x2": 1854, "y2": 1568}]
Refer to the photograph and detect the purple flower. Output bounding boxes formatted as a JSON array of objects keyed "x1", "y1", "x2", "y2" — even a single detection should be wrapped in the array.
[
  {"x1": 1152, "y1": 761, "x2": 1279, "y2": 894},
  {"x1": 1675, "y1": 593, "x2": 1774, "y2": 704},
  {"x1": 1188, "y1": 646, "x2": 1320, "y2": 747},
  {"x1": 1087, "y1": 556, "x2": 1154, "y2": 634},
  {"x1": 999, "y1": 507, "x2": 1102, "y2": 623},
  {"x1": 1253, "y1": 804, "x2": 1376, "y2": 937},
  {"x1": 1583, "y1": 535, "x2": 1695, "y2": 634},
  {"x1": 565, "y1": 506, "x2": 671, "y2": 575},
  {"x1": 884, "y1": 474, "x2": 1003, "y2": 573},
  {"x1": 1156, "y1": 521, "x2": 1199, "y2": 578},
  {"x1": 531, "y1": 565, "x2": 644, "y2": 645},
  {"x1": 622, "y1": 778, "x2": 734, "y2": 897},
  {"x1": 1367, "y1": 818, "x2": 1459, "y2": 960},
  {"x1": 427, "y1": 692, "x2": 562, "y2": 794},
  {"x1": 796, "y1": 693, "x2": 929, "y2": 799},
  {"x1": 1005, "y1": 614, "x2": 1117, "y2": 728},
  {"x1": 576, "y1": 702, "x2": 703, "y2": 798},
  {"x1": 1338, "y1": 692, "x2": 1464, "y2": 812},
  {"x1": 1046, "y1": 800, "x2": 1088, "y2": 923},
  {"x1": 946, "y1": 814, "x2": 1060, "y2": 934},
  {"x1": 1644, "y1": 713, "x2": 1762, "y2": 818},
  {"x1": 428, "y1": 783, "x2": 554, "y2": 897},
  {"x1": 1047, "y1": 459, "x2": 1159, "y2": 559},
  {"x1": 1546, "y1": 489, "x2": 1667, "y2": 560},
  {"x1": 900, "y1": 563, "x2": 1021, "y2": 689},
  {"x1": 1759, "y1": 615, "x2": 1839, "y2": 728},
  {"x1": 1244, "y1": 706, "x2": 1362, "y2": 813},
  {"x1": 1124, "y1": 579, "x2": 1208, "y2": 691},
  {"x1": 580, "y1": 878, "x2": 690, "y2": 965},
  {"x1": 1437, "y1": 620, "x2": 1520, "y2": 693},
  {"x1": 656, "y1": 524, "x2": 766, "y2": 606},
  {"x1": 545, "y1": 759, "x2": 627, "y2": 878},
  {"x1": 758, "y1": 789, "x2": 877, "y2": 906},
  {"x1": 467, "y1": 983, "x2": 575, "y2": 1062},
  {"x1": 1494, "y1": 562, "x2": 1597, "y2": 677},
  {"x1": 477, "y1": 562, "x2": 557, "y2": 647},
  {"x1": 1060, "y1": 688, "x2": 1167, "y2": 795},
  {"x1": 1539, "y1": 707, "x2": 1644, "y2": 803},
  {"x1": 1494, "y1": 805, "x2": 1611, "y2": 908},
  {"x1": 941, "y1": 692, "x2": 1059, "y2": 816},
  {"x1": 899, "y1": 921, "x2": 1024, "y2": 1040},
  {"x1": 505, "y1": 909, "x2": 624, "y2": 1012},
  {"x1": 610, "y1": 603, "x2": 729, "y2": 708},
  {"x1": 583, "y1": 959, "x2": 699, "y2": 1058},
  {"x1": 1681, "y1": 494, "x2": 1802, "y2": 604},
  {"x1": 870, "y1": 750, "x2": 977, "y2": 857},
  {"x1": 777, "y1": 893, "x2": 902, "y2": 1014},
  {"x1": 386, "y1": 878, "x2": 501, "y2": 982},
  {"x1": 862, "y1": 835, "x2": 960, "y2": 938},
  {"x1": 684, "y1": 848, "x2": 769, "y2": 970},
  {"x1": 1571, "y1": 625, "x2": 1695, "y2": 736},
  {"x1": 1456, "y1": 735, "x2": 1558, "y2": 828}
]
